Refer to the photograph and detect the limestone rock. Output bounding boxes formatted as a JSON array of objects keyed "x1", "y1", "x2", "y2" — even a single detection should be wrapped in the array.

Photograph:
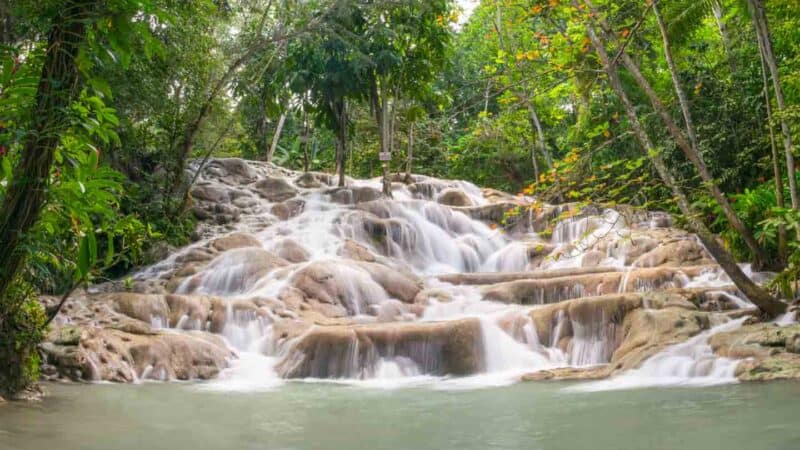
[
  {"x1": 276, "y1": 318, "x2": 483, "y2": 378},
  {"x1": 210, "y1": 232, "x2": 262, "y2": 252},
  {"x1": 633, "y1": 239, "x2": 714, "y2": 268},
  {"x1": 437, "y1": 188, "x2": 474, "y2": 207},
  {"x1": 108, "y1": 292, "x2": 169, "y2": 325},
  {"x1": 270, "y1": 198, "x2": 305, "y2": 220},
  {"x1": 40, "y1": 327, "x2": 232, "y2": 382},
  {"x1": 328, "y1": 186, "x2": 382, "y2": 204},
  {"x1": 272, "y1": 239, "x2": 311, "y2": 263},
  {"x1": 211, "y1": 158, "x2": 258, "y2": 182},
  {"x1": 178, "y1": 248, "x2": 289, "y2": 295},
  {"x1": 709, "y1": 323, "x2": 800, "y2": 381},
  {"x1": 254, "y1": 176, "x2": 298, "y2": 202},
  {"x1": 735, "y1": 353, "x2": 800, "y2": 381},
  {"x1": 353, "y1": 261, "x2": 422, "y2": 303},
  {"x1": 521, "y1": 366, "x2": 611, "y2": 381},
  {"x1": 191, "y1": 184, "x2": 229, "y2": 203}
]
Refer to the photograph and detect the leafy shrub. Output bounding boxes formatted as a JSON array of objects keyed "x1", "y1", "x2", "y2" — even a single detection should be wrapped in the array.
[{"x1": 0, "y1": 278, "x2": 46, "y2": 397}]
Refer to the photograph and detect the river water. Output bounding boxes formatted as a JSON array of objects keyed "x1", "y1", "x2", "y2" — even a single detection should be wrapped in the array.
[{"x1": 1, "y1": 381, "x2": 798, "y2": 450}]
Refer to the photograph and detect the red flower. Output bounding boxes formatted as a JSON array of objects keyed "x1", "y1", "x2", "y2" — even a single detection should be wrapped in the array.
[{"x1": 0, "y1": 146, "x2": 5, "y2": 157}]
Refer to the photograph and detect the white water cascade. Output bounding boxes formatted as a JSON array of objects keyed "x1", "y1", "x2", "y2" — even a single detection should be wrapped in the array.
[{"x1": 123, "y1": 158, "x2": 771, "y2": 391}]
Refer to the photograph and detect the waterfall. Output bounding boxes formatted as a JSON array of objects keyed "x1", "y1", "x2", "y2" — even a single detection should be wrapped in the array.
[{"x1": 112, "y1": 158, "x2": 769, "y2": 390}]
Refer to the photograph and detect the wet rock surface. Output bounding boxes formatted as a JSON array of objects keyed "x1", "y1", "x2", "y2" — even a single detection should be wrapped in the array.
[
  {"x1": 39, "y1": 158, "x2": 788, "y2": 388},
  {"x1": 709, "y1": 321, "x2": 800, "y2": 381}
]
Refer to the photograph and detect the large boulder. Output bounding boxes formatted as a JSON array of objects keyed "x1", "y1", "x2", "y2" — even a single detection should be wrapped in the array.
[
  {"x1": 328, "y1": 186, "x2": 382, "y2": 204},
  {"x1": 272, "y1": 239, "x2": 311, "y2": 263},
  {"x1": 288, "y1": 260, "x2": 388, "y2": 315},
  {"x1": 437, "y1": 189, "x2": 474, "y2": 207},
  {"x1": 270, "y1": 198, "x2": 305, "y2": 220},
  {"x1": 254, "y1": 176, "x2": 298, "y2": 202},
  {"x1": 710, "y1": 323, "x2": 800, "y2": 381},
  {"x1": 210, "y1": 158, "x2": 258, "y2": 183},
  {"x1": 210, "y1": 232, "x2": 262, "y2": 252},
  {"x1": 40, "y1": 327, "x2": 232, "y2": 382},
  {"x1": 632, "y1": 238, "x2": 714, "y2": 268},
  {"x1": 481, "y1": 272, "x2": 623, "y2": 304},
  {"x1": 190, "y1": 184, "x2": 229, "y2": 203},
  {"x1": 352, "y1": 261, "x2": 422, "y2": 303},
  {"x1": 517, "y1": 290, "x2": 718, "y2": 379},
  {"x1": 276, "y1": 318, "x2": 484, "y2": 378},
  {"x1": 177, "y1": 248, "x2": 289, "y2": 295},
  {"x1": 106, "y1": 292, "x2": 170, "y2": 326}
]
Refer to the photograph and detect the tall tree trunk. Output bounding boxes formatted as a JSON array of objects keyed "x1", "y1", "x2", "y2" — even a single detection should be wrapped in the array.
[
  {"x1": 405, "y1": 122, "x2": 414, "y2": 183},
  {"x1": 380, "y1": 88, "x2": 392, "y2": 197},
  {"x1": 748, "y1": 0, "x2": 798, "y2": 210},
  {"x1": 760, "y1": 47, "x2": 787, "y2": 262},
  {"x1": 178, "y1": 117, "x2": 236, "y2": 213},
  {"x1": 0, "y1": 4, "x2": 87, "y2": 299},
  {"x1": 166, "y1": 10, "x2": 287, "y2": 197},
  {"x1": 301, "y1": 111, "x2": 310, "y2": 173},
  {"x1": 653, "y1": 3, "x2": 699, "y2": 153},
  {"x1": 371, "y1": 78, "x2": 393, "y2": 197},
  {"x1": 333, "y1": 99, "x2": 347, "y2": 187},
  {"x1": 266, "y1": 113, "x2": 287, "y2": 163},
  {"x1": 711, "y1": 0, "x2": 737, "y2": 76},
  {"x1": 527, "y1": 101, "x2": 552, "y2": 169},
  {"x1": 530, "y1": 139, "x2": 540, "y2": 184},
  {"x1": 586, "y1": 0, "x2": 769, "y2": 267},
  {"x1": 0, "y1": 1, "x2": 14, "y2": 46},
  {"x1": 493, "y1": 1, "x2": 554, "y2": 187},
  {"x1": 581, "y1": 10, "x2": 785, "y2": 317}
]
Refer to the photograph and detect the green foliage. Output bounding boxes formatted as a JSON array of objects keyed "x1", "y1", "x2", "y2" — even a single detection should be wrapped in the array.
[{"x1": 0, "y1": 277, "x2": 46, "y2": 397}]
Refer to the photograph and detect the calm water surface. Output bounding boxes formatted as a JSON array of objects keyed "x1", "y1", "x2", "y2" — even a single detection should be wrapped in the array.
[{"x1": 1, "y1": 381, "x2": 799, "y2": 450}]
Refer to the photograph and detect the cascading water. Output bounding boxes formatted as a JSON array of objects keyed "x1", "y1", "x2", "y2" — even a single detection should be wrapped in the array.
[
  {"x1": 571, "y1": 317, "x2": 747, "y2": 391},
  {"x1": 122, "y1": 158, "x2": 769, "y2": 391}
]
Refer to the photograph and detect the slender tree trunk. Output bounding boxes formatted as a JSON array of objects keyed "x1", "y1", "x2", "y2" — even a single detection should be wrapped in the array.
[
  {"x1": 166, "y1": 11, "x2": 289, "y2": 197},
  {"x1": 654, "y1": 3, "x2": 699, "y2": 153},
  {"x1": 301, "y1": 111, "x2": 310, "y2": 173},
  {"x1": 381, "y1": 90, "x2": 392, "y2": 196},
  {"x1": 405, "y1": 122, "x2": 414, "y2": 183},
  {"x1": 493, "y1": 1, "x2": 554, "y2": 186},
  {"x1": 749, "y1": 0, "x2": 798, "y2": 210},
  {"x1": 179, "y1": 117, "x2": 237, "y2": 213},
  {"x1": 483, "y1": 81, "x2": 491, "y2": 113},
  {"x1": 582, "y1": 10, "x2": 785, "y2": 317},
  {"x1": 586, "y1": 0, "x2": 769, "y2": 266},
  {"x1": 372, "y1": 78, "x2": 393, "y2": 197},
  {"x1": 530, "y1": 139, "x2": 540, "y2": 184},
  {"x1": 333, "y1": 99, "x2": 347, "y2": 187},
  {"x1": 759, "y1": 47, "x2": 788, "y2": 262},
  {"x1": 711, "y1": 0, "x2": 737, "y2": 76},
  {"x1": 0, "y1": 4, "x2": 87, "y2": 299},
  {"x1": 527, "y1": 101, "x2": 552, "y2": 169},
  {"x1": 266, "y1": 113, "x2": 287, "y2": 163}
]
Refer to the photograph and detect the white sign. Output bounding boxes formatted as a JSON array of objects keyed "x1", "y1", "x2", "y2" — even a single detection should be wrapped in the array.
[{"x1": 379, "y1": 152, "x2": 391, "y2": 161}]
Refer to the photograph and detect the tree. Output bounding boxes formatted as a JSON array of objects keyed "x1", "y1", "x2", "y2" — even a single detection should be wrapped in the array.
[
  {"x1": 0, "y1": 0, "x2": 161, "y2": 396},
  {"x1": 748, "y1": 0, "x2": 798, "y2": 210},
  {"x1": 355, "y1": 0, "x2": 452, "y2": 196},
  {"x1": 581, "y1": 0, "x2": 770, "y2": 267},
  {"x1": 576, "y1": 0, "x2": 785, "y2": 317}
]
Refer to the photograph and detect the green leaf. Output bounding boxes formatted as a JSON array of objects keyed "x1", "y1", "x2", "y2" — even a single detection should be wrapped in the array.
[
  {"x1": 89, "y1": 77, "x2": 113, "y2": 99},
  {"x1": 76, "y1": 236, "x2": 91, "y2": 281},
  {"x1": 105, "y1": 236, "x2": 115, "y2": 267}
]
